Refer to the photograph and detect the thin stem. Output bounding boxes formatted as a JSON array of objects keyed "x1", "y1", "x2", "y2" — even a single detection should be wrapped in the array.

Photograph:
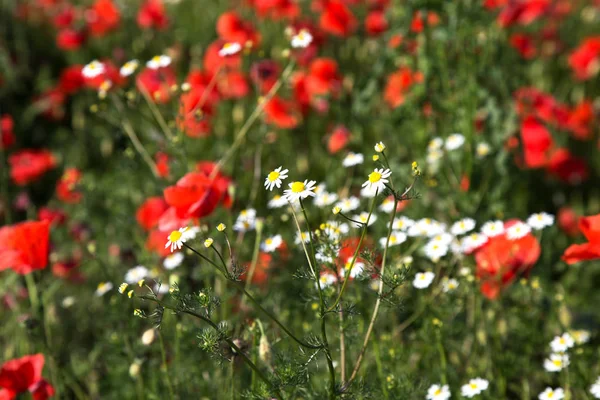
[
  {"x1": 211, "y1": 245, "x2": 231, "y2": 279},
  {"x1": 186, "y1": 66, "x2": 221, "y2": 117},
  {"x1": 338, "y1": 285, "x2": 346, "y2": 383},
  {"x1": 328, "y1": 193, "x2": 378, "y2": 312},
  {"x1": 158, "y1": 331, "x2": 176, "y2": 399},
  {"x1": 343, "y1": 198, "x2": 398, "y2": 391},
  {"x1": 138, "y1": 85, "x2": 174, "y2": 140}
]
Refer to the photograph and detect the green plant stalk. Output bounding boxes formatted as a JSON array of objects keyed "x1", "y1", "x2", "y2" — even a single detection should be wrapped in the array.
[
  {"x1": 328, "y1": 193, "x2": 378, "y2": 312},
  {"x1": 140, "y1": 296, "x2": 284, "y2": 400},
  {"x1": 138, "y1": 84, "x2": 174, "y2": 140},
  {"x1": 435, "y1": 329, "x2": 448, "y2": 385},
  {"x1": 184, "y1": 243, "x2": 322, "y2": 350},
  {"x1": 158, "y1": 331, "x2": 176, "y2": 400}
]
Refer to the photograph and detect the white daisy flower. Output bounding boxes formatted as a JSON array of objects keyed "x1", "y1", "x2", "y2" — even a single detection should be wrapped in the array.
[
  {"x1": 163, "y1": 252, "x2": 184, "y2": 270},
  {"x1": 461, "y1": 378, "x2": 489, "y2": 398},
  {"x1": 147, "y1": 55, "x2": 171, "y2": 69},
  {"x1": 261, "y1": 234, "x2": 283, "y2": 253},
  {"x1": 352, "y1": 212, "x2": 377, "y2": 228},
  {"x1": 125, "y1": 265, "x2": 149, "y2": 284},
  {"x1": 450, "y1": 218, "x2": 476, "y2": 235},
  {"x1": 427, "y1": 137, "x2": 444, "y2": 151},
  {"x1": 429, "y1": 233, "x2": 454, "y2": 246},
  {"x1": 95, "y1": 282, "x2": 113, "y2": 297},
  {"x1": 360, "y1": 185, "x2": 378, "y2": 198},
  {"x1": 442, "y1": 277, "x2": 459, "y2": 293},
  {"x1": 461, "y1": 233, "x2": 489, "y2": 253},
  {"x1": 315, "y1": 250, "x2": 334, "y2": 264},
  {"x1": 591, "y1": 377, "x2": 600, "y2": 399},
  {"x1": 481, "y1": 220, "x2": 504, "y2": 237},
  {"x1": 340, "y1": 259, "x2": 365, "y2": 279},
  {"x1": 374, "y1": 141, "x2": 386, "y2": 153},
  {"x1": 538, "y1": 387, "x2": 565, "y2": 400},
  {"x1": 413, "y1": 271, "x2": 435, "y2": 289},
  {"x1": 544, "y1": 353, "x2": 569, "y2": 372},
  {"x1": 268, "y1": 195, "x2": 288, "y2": 208},
  {"x1": 379, "y1": 196, "x2": 395, "y2": 213},
  {"x1": 426, "y1": 149, "x2": 443, "y2": 164},
  {"x1": 318, "y1": 272, "x2": 338, "y2": 288},
  {"x1": 120, "y1": 60, "x2": 139, "y2": 77},
  {"x1": 445, "y1": 133, "x2": 465, "y2": 150},
  {"x1": 264, "y1": 166, "x2": 289, "y2": 191},
  {"x1": 233, "y1": 209, "x2": 257, "y2": 232},
  {"x1": 82, "y1": 60, "x2": 105, "y2": 78},
  {"x1": 423, "y1": 241, "x2": 449, "y2": 261},
  {"x1": 320, "y1": 221, "x2": 349, "y2": 239},
  {"x1": 314, "y1": 191, "x2": 339, "y2": 208},
  {"x1": 527, "y1": 212, "x2": 554, "y2": 230},
  {"x1": 291, "y1": 29, "x2": 313, "y2": 48},
  {"x1": 571, "y1": 330, "x2": 591, "y2": 345},
  {"x1": 165, "y1": 227, "x2": 192, "y2": 252},
  {"x1": 391, "y1": 216, "x2": 415, "y2": 231},
  {"x1": 379, "y1": 231, "x2": 407, "y2": 248},
  {"x1": 426, "y1": 383, "x2": 451, "y2": 400},
  {"x1": 550, "y1": 333, "x2": 575, "y2": 353},
  {"x1": 476, "y1": 142, "x2": 491, "y2": 158},
  {"x1": 506, "y1": 221, "x2": 531, "y2": 240},
  {"x1": 218, "y1": 42, "x2": 242, "y2": 57},
  {"x1": 410, "y1": 218, "x2": 446, "y2": 237},
  {"x1": 283, "y1": 180, "x2": 317, "y2": 202},
  {"x1": 362, "y1": 168, "x2": 392, "y2": 195},
  {"x1": 295, "y1": 231, "x2": 311, "y2": 244},
  {"x1": 335, "y1": 197, "x2": 360, "y2": 213},
  {"x1": 342, "y1": 152, "x2": 364, "y2": 167},
  {"x1": 62, "y1": 296, "x2": 76, "y2": 308}
]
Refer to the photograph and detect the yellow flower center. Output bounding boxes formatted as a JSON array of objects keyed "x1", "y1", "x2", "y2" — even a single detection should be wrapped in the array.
[
  {"x1": 419, "y1": 274, "x2": 426, "y2": 280},
  {"x1": 152, "y1": 56, "x2": 161, "y2": 63},
  {"x1": 470, "y1": 383, "x2": 477, "y2": 389},
  {"x1": 548, "y1": 392, "x2": 554, "y2": 398},
  {"x1": 268, "y1": 171, "x2": 280, "y2": 182},
  {"x1": 559, "y1": 338, "x2": 565, "y2": 344},
  {"x1": 434, "y1": 389, "x2": 441, "y2": 395},
  {"x1": 265, "y1": 238, "x2": 273, "y2": 245},
  {"x1": 552, "y1": 359, "x2": 562, "y2": 367},
  {"x1": 390, "y1": 236, "x2": 397, "y2": 244},
  {"x1": 169, "y1": 230, "x2": 182, "y2": 242},
  {"x1": 223, "y1": 43, "x2": 234, "y2": 50},
  {"x1": 368, "y1": 171, "x2": 382, "y2": 183},
  {"x1": 291, "y1": 181, "x2": 305, "y2": 193},
  {"x1": 97, "y1": 283, "x2": 106, "y2": 290}
]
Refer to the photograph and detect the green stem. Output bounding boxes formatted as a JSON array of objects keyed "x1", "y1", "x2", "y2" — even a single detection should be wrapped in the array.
[{"x1": 158, "y1": 331, "x2": 176, "y2": 399}]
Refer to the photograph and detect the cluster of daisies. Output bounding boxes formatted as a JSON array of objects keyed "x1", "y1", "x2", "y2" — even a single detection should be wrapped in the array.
[
  {"x1": 425, "y1": 134, "x2": 491, "y2": 167},
  {"x1": 426, "y1": 378, "x2": 490, "y2": 399},
  {"x1": 543, "y1": 331, "x2": 589, "y2": 373}
]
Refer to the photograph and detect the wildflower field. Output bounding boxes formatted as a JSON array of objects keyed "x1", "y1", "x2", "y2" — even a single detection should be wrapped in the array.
[{"x1": 1, "y1": 0, "x2": 600, "y2": 399}]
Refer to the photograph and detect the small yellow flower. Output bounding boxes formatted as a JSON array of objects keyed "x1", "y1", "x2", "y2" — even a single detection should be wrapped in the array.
[
  {"x1": 372, "y1": 154, "x2": 380, "y2": 161},
  {"x1": 217, "y1": 223, "x2": 226, "y2": 232},
  {"x1": 127, "y1": 290, "x2": 134, "y2": 298},
  {"x1": 374, "y1": 141, "x2": 386, "y2": 152},
  {"x1": 332, "y1": 206, "x2": 341, "y2": 215},
  {"x1": 204, "y1": 238, "x2": 214, "y2": 248},
  {"x1": 137, "y1": 279, "x2": 145, "y2": 288},
  {"x1": 133, "y1": 309, "x2": 143, "y2": 318},
  {"x1": 118, "y1": 283, "x2": 129, "y2": 294}
]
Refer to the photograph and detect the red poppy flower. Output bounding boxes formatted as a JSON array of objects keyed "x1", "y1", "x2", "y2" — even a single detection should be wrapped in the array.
[
  {"x1": 388, "y1": 34, "x2": 403, "y2": 49},
  {"x1": 155, "y1": 151, "x2": 170, "y2": 178},
  {"x1": 52, "y1": 5, "x2": 76, "y2": 29},
  {"x1": 566, "y1": 100, "x2": 594, "y2": 140},
  {"x1": 1, "y1": 115, "x2": 15, "y2": 149},
  {"x1": 83, "y1": 61, "x2": 124, "y2": 90},
  {"x1": 263, "y1": 96, "x2": 300, "y2": 129},
  {"x1": 217, "y1": 71, "x2": 250, "y2": 99},
  {"x1": 250, "y1": 0, "x2": 300, "y2": 20},
  {"x1": 136, "y1": 66, "x2": 177, "y2": 103},
  {"x1": 510, "y1": 33, "x2": 537, "y2": 59},
  {"x1": 52, "y1": 259, "x2": 83, "y2": 282},
  {"x1": 0, "y1": 221, "x2": 50, "y2": 275},
  {"x1": 519, "y1": 115, "x2": 553, "y2": 168},
  {"x1": 58, "y1": 65, "x2": 85, "y2": 95},
  {"x1": 177, "y1": 89, "x2": 215, "y2": 138},
  {"x1": 243, "y1": 252, "x2": 272, "y2": 285},
  {"x1": 305, "y1": 58, "x2": 342, "y2": 98},
  {"x1": 203, "y1": 40, "x2": 242, "y2": 75},
  {"x1": 383, "y1": 67, "x2": 423, "y2": 108},
  {"x1": 319, "y1": 0, "x2": 357, "y2": 37},
  {"x1": 327, "y1": 125, "x2": 350, "y2": 154},
  {"x1": 145, "y1": 229, "x2": 172, "y2": 257},
  {"x1": 474, "y1": 220, "x2": 540, "y2": 299},
  {"x1": 410, "y1": 11, "x2": 424, "y2": 33},
  {"x1": 497, "y1": 0, "x2": 550, "y2": 27},
  {"x1": 568, "y1": 36, "x2": 600, "y2": 80},
  {"x1": 8, "y1": 149, "x2": 56, "y2": 186},
  {"x1": 38, "y1": 207, "x2": 67, "y2": 226},
  {"x1": 163, "y1": 165, "x2": 232, "y2": 221},
  {"x1": 34, "y1": 88, "x2": 66, "y2": 121},
  {"x1": 136, "y1": 197, "x2": 169, "y2": 231},
  {"x1": 365, "y1": 10, "x2": 388, "y2": 36},
  {"x1": 86, "y1": 0, "x2": 120, "y2": 37},
  {"x1": 291, "y1": 72, "x2": 311, "y2": 114},
  {"x1": 56, "y1": 168, "x2": 82, "y2": 203},
  {"x1": 558, "y1": 207, "x2": 580, "y2": 237},
  {"x1": 0, "y1": 354, "x2": 54, "y2": 400},
  {"x1": 137, "y1": 0, "x2": 169, "y2": 30},
  {"x1": 250, "y1": 60, "x2": 281, "y2": 94},
  {"x1": 562, "y1": 214, "x2": 600, "y2": 264},
  {"x1": 547, "y1": 148, "x2": 589, "y2": 184},
  {"x1": 216, "y1": 11, "x2": 261, "y2": 48},
  {"x1": 56, "y1": 28, "x2": 86, "y2": 51},
  {"x1": 185, "y1": 70, "x2": 221, "y2": 103}
]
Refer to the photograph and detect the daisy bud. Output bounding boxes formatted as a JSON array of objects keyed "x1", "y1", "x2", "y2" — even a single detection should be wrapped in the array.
[
  {"x1": 181, "y1": 82, "x2": 191, "y2": 92},
  {"x1": 374, "y1": 141, "x2": 386, "y2": 152},
  {"x1": 118, "y1": 283, "x2": 129, "y2": 294},
  {"x1": 141, "y1": 329, "x2": 156, "y2": 345},
  {"x1": 282, "y1": 49, "x2": 291, "y2": 58},
  {"x1": 217, "y1": 223, "x2": 226, "y2": 232},
  {"x1": 259, "y1": 334, "x2": 271, "y2": 364},
  {"x1": 127, "y1": 290, "x2": 135, "y2": 298},
  {"x1": 133, "y1": 309, "x2": 143, "y2": 317},
  {"x1": 129, "y1": 360, "x2": 142, "y2": 377},
  {"x1": 372, "y1": 155, "x2": 379, "y2": 161},
  {"x1": 204, "y1": 238, "x2": 214, "y2": 248},
  {"x1": 137, "y1": 279, "x2": 145, "y2": 287},
  {"x1": 332, "y1": 206, "x2": 341, "y2": 215}
]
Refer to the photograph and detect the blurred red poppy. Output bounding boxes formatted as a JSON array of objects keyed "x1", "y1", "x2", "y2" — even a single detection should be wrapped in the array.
[
  {"x1": 249, "y1": 0, "x2": 299, "y2": 20},
  {"x1": 510, "y1": 33, "x2": 537, "y2": 59},
  {"x1": 547, "y1": 148, "x2": 589, "y2": 184},
  {"x1": 474, "y1": 220, "x2": 540, "y2": 299},
  {"x1": 264, "y1": 96, "x2": 300, "y2": 129},
  {"x1": 38, "y1": 207, "x2": 67, "y2": 226},
  {"x1": 136, "y1": 66, "x2": 177, "y2": 103},
  {"x1": 568, "y1": 36, "x2": 600, "y2": 80},
  {"x1": 0, "y1": 354, "x2": 54, "y2": 400},
  {"x1": 86, "y1": 0, "x2": 120, "y2": 37},
  {"x1": 566, "y1": 100, "x2": 594, "y2": 140},
  {"x1": 0, "y1": 221, "x2": 50, "y2": 275},
  {"x1": 319, "y1": 0, "x2": 357, "y2": 37},
  {"x1": 137, "y1": 0, "x2": 169, "y2": 30},
  {"x1": 56, "y1": 28, "x2": 86, "y2": 51},
  {"x1": 146, "y1": 228, "x2": 174, "y2": 257},
  {"x1": 562, "y1": 214, "x2": 600, "y2": 264},
  {"x1": 217, "y1": 71, "x2": 250, "y2": 99},
  {"x1": 519, "y1": 115, "x2": 553, "y2": 168},
  {"x1": 327, "y1": 125, "x2": 350, "y2": 154},
  {"x1": 558, "y1": 207, "x2": 580, "y2": 237},
  {"x1": 8, "y1": 149, "x2": 56, "y2": 186},
  {"x1": 155, "y1": 151, "x2": 170, "y2": 178},
  {"x1": 203, "y1": 40, "x2": 242, "y2": 75},
  {"x1": 58, "y1": 65, "x2": 85, "y2": 95},
  {"x1": 216, "y1": 11, "x2": 260, "y2": 48},
  {"x1": 136, "y1": 197, "x2": 169, "y2": 231},
  {"x1": 178, "y1": 89, "x2": 215, "y2": 138},
  {"x1": 56, "y1": 168, "x2": 82, "y2": 203},
  {"x1": 1, "y1": 115, "x2": 15, "y2": 149},
  {"x1": 365, "y1": 10, "x2": 388, "y2": 36},
  {"x1": 250, "y1": 60, "x2": 281, "y2": 94},
  {"x1": 306, "y1": 58, "x2": 342, "y2": 98},
  {"x1": 383, "y1": 67, "x2": 423, "y2": 108}
]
